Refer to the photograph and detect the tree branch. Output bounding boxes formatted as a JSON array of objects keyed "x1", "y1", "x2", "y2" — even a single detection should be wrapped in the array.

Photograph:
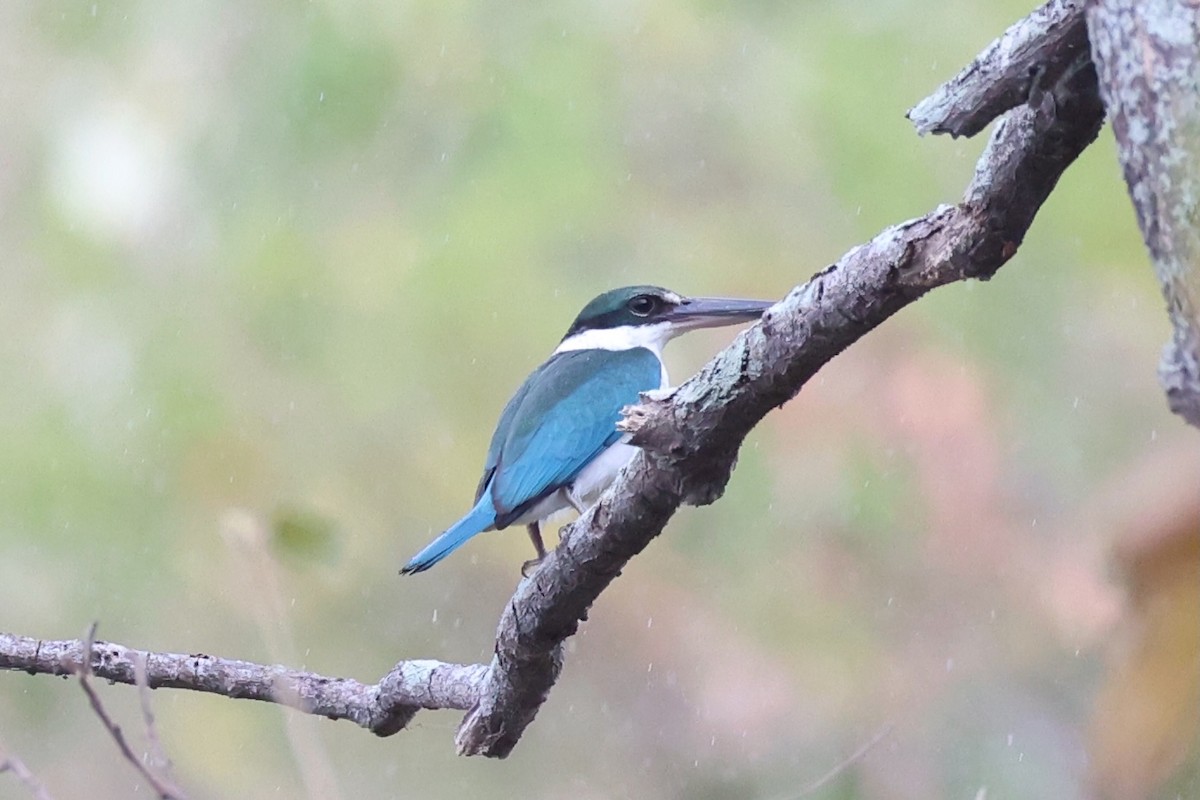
[
  {"x1": 75, "y1": 625, "x2": 188, "y2": 800},
  {"x1": 133, "y1": 652, "x2": 177, "y2": 791},
  {"x1": 0, "y1": 744, "x2": 54, "y2": 800},
  {"x1": 0, "y1": 1, "x2": 1109, "y2": 761},
  {"x1": 907, "y1": 0, "x2": 1090, "y2": 137},
  {"x1": 453, "y1": 26, "x2": 1106, "y2": 758},
  {"x1": 0, "y1": 632, "x2": 486, "y2": 737},
  {"x1": 1086, "y1": 0, "x2": 1200, "y2": 429}
]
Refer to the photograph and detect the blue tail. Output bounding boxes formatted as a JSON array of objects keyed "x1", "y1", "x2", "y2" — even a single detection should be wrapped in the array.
[{"x1": 401, "y1": 494, "x2": 496, "y2": 574}]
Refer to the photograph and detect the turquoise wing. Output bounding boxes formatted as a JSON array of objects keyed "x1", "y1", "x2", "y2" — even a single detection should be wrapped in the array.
[
  {"x1": 474, "y1": 375, "x2": 532, "y2": 503},
  {"x1": 489, "y1": 347, "x2": 661, "y2": 527}
]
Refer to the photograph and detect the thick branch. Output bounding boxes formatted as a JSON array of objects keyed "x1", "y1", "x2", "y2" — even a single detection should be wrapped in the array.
[
  {"x1": 1087, "y1": 0, "x2": 1200, "y2": 428},
  {"x1": 908, "y1": 0, "x2": 1090, "y2": 137},
  {"x1": 453, "y1": 50, "x2": 1106, "y2": 758},
  {"x1": 0, "y1": 632, "x2": 485, "y2": 737}
]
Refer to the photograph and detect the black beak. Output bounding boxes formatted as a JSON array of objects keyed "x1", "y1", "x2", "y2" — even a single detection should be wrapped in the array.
[{"x1": 663, "y1": 296, "x2": 774, "y2": 330}]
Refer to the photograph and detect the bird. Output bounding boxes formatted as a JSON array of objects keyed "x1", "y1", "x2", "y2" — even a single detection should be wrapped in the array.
[{"x1": 400, "y1": 285, "x2": 772, "y2": 575}]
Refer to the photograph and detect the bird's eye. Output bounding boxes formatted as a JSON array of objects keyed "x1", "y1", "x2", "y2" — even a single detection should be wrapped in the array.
[{"x1": 628, "y1": 295, "x2": 659, "y2": 316}]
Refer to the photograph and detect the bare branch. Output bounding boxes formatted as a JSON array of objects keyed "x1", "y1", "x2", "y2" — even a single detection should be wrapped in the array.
[
  {"x1": 221, "y1": 510, "x2": 346, "y2": 800},
  {"x1": 453, "y1": 46, "x2": 1106, "y2": 757},
  {"x1": 133, "y1": 653, "x2": 176, "y2": 786},
  {"x1": 0, "y1": 744, "x2": 55, "y2": 800},
  {"x1": 908, "y1": 0, "x2": 1090, "y2": 137},
  {"x1": 0, "y1": 631, "x2": 485, "y2": 736},
  {"x1": 793, "y1": 722, "x2": 895, "y2": 798},
  {"x1": 1087, "y1": 0, "x2": 1200, "y2": 428},
  {"x1": 76, "y1": 625, "x2": 188, "y2": 800}
]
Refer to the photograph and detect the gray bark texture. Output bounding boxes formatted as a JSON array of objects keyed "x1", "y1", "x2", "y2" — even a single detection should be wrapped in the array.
[
  {"x1": 907, "y1": 0, "x2": 1091, "y2": 137},
  {"x1": 1087, "y1": 0, "x2": 1200, "y2": 428},
  {"x1": 454, "y1": 2, "x2": 1105, "y2": 755},
  {"x1": 0, "y1": 632, "x2": 485, "y2": 737},
  {"x1": 10, "y1": 0, "x2": 1177, "y2": 760}
]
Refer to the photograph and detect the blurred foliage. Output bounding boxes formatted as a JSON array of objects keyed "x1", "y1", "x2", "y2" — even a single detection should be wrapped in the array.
[
  {"x1": 272, "y1": 507, "x2": 340, "y2": 566},
  {"x1": 1089, "y1": 474, "x2": 1200, "y2": 800},
  {"x1": 0, "y1": 1, "x2": 1196, "y2": 798}
]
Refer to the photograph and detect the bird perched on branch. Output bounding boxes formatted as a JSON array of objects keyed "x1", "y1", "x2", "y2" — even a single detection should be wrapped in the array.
[{"x1": 401, "y1": 285, "x2": 771, "y2": 575}]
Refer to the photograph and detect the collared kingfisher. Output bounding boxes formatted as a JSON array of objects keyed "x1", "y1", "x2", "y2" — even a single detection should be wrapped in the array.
[{"x1": 400, "y1": 285, "x2": 772, "y2": 575}]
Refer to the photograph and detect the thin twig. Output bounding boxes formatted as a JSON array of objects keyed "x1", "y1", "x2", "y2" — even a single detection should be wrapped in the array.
[
  {"x1": 76, "y1": 624, "x2": 188, "y2": 800},
  {"x1": 132, "y1": 652, "x2": 175, "y2": 783},
  {"x1": 0, "y1": 744, "x2": 55, "y2": 800},
  {"x1": 221, "y1": 510, "x2": 345, "y2": 800},
  {"x1": 792, "y1": 722, "x2": 894, "y2": 798}
]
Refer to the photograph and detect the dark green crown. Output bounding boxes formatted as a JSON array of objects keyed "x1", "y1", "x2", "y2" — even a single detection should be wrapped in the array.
[{"x1": 563, "y1": 285, "x2": 678, "y2": 338}]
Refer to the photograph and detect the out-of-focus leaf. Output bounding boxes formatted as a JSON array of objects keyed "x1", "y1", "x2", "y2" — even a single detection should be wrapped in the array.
[
  {"x1": 270, "y1": 507, "x2": 340, "y2": 566},
  {"x1": 1088, "y1": 478, "x2": 1200, "y2": 800}
]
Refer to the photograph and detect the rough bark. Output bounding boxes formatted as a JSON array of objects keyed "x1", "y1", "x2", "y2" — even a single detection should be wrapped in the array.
[
  {"x1": 1, "y1": 1, "x2": 1112, "y2": 760},
  {"x1": 454, "y1": 41, "x2": 1106, "y2": 757},
  {"x1": 0, "y1": 632, "x2": 485, "y2": 737},
  {"x1": 1087, "y1": 0, "x2": 1200, "y2": 428},
  {"x1": 907, "y1": 0, "x2": 1090, "y2": 137}
]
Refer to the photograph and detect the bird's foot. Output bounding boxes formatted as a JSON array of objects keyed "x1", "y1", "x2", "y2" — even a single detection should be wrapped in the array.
[
  {"x1": 565, "y1": 488, "x2": 588, "y2": 516},
  {"x1": 521, "y1": 557, "x2": 543, "y2": 578}
]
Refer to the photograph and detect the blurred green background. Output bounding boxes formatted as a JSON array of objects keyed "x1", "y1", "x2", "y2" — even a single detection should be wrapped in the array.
[{"x1": 1, "y1": 1, "x2": 1196, "y2": 798}]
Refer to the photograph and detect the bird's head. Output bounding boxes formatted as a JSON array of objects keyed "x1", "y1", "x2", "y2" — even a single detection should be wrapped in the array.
[{"x1": 558, "y1": 285, "x2": 773, "y2": 355}]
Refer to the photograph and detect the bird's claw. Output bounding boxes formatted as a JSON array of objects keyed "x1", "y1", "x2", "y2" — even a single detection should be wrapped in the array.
[{"x1": 521, "y1": 557, "x2": 543, "y2": 578}]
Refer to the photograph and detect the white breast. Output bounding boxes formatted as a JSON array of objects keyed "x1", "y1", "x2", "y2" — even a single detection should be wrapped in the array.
[
  {"x1": 571, "y1": 441, "x2": 640, "y2": 502},
  {"x1": 507, "y1": 439, "x2": 642, "y2": 529}
]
